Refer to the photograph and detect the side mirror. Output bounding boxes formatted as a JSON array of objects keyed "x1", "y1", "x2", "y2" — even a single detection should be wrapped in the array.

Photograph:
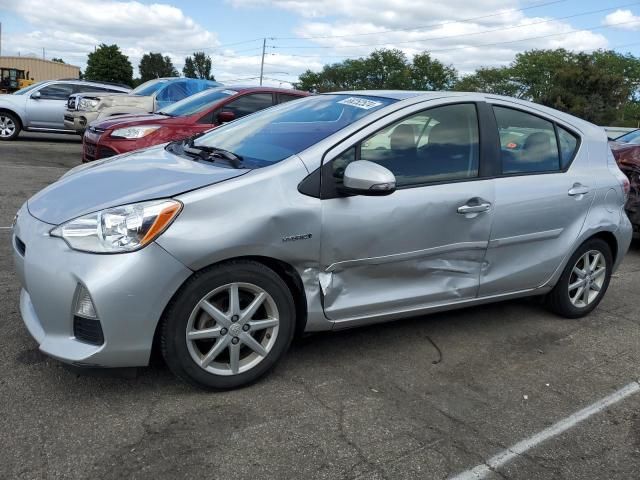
[
  {"x1": 217, "y1": 110, "x2": 236, "y2": 123},
  {"x1": 30, "y1": 91, "x2": 41, "y2": 100},
  {"x1": 341, "y1": 160, "x2": 396, "y2": 196}
]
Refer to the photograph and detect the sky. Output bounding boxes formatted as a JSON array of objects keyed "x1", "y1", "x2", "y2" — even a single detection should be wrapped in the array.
[{"x1": 0, "y1": 0, "x2": 639, "y2": 87}]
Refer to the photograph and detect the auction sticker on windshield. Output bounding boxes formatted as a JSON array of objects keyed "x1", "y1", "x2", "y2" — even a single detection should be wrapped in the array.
[{"x1": 337, "y1": 97, "x2": 383, "y2": 109}]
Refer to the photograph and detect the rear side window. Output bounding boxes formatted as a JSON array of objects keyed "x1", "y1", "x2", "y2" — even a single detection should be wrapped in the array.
[
  {"x1": 557, "y1": 126, "x2": 578, "y2": 169},
  {"x1": 278, "y1": 93, "x2": 303, "y2": 104},
  {"x1": 493, "y1": 106, "x2": 560, "y2": 174},
  {"x1": 222, "y1": 93, "x2": 274, "y2": 118}
]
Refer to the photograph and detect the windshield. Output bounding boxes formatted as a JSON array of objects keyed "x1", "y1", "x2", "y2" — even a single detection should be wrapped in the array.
[
  {"x1": 13, "y1": 81, "x2": 47, "y2": 95},
  {"x1": 616, "y1": 129, "x2": 640, "y2": 145},
  {"x1": 131, "y1": 79, "x2": 169, "y2": 96},
  {"x1": 159, "y1": 88, "x2": 237, "y2": 116},
  {"x1": 191, "y1": 94, "x2": 396, "y2": 168}
]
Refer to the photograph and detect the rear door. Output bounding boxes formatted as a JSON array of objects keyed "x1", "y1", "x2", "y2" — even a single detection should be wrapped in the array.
[
  {"x1": 26, "y1": 82, "x2": 75, "y2": 129},
  {"x1": 319, "y1": 100, "x2": 496, "y2": 321},
  {"x1": 478, "y1": 103, "x2": 591, "y2": 296}
]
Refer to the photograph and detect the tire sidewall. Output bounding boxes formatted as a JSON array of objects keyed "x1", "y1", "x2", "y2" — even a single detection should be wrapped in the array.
[
  {"x1": 554, "y1": 238, "x2": 613, "y2": 317},
  {"x1": 0, "y1": 112, "x2": 20, "y2": 141},
  {"x1": 162, "y1": 262, "x2": 295, "y2": 390}
]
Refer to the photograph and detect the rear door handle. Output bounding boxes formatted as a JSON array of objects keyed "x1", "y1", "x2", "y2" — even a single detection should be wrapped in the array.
[
  {"x1": 457, "y1": 202, "x2": 491, "y2": 214},
  {"x1": 568, "y1": 183, "x2": 589, "y2": 196}
]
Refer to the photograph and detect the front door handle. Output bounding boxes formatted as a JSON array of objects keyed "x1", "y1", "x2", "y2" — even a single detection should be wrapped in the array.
[
  {"x1": 568, "y1": 183, "x2": 589, "y2": 196},
  {"x1": 457, "y1": 202, "x2": 491, "y2": 214}
]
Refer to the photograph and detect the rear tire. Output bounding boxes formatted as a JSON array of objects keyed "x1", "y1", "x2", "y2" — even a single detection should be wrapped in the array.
[
  {"x1": 0, "y1": 112, "x2": 21, "y2": 140},
  {"x1": 161, "y1": 260, "x2": 295, "y2": 390},
  {"x1": 546, "y1": 238, "x2": 612, "y2": 318}
]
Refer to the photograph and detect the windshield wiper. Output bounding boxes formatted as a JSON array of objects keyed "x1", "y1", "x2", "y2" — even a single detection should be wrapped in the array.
[{"x1": 166, "y1": 135, "x2": 245, "y2": 169}]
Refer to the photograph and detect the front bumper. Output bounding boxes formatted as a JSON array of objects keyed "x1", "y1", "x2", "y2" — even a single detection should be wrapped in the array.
[
  {"x1": 12, "y1": 206, "x2": 192, "y2": 367},
  {"x1": 64, "y1": 110, "x2": 99, "y2": 134}
]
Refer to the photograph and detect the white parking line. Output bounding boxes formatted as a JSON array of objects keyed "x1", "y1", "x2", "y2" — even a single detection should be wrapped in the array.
[{"x1": 450, "y1": 381, "x2": 640, "y2": 480}]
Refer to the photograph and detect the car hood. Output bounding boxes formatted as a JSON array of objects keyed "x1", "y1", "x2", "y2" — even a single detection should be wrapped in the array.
[
  {"x1": 89, "y1": 94, "x2": 152, "y2": 110},
  {"x1": 92, "y1": 113, "x2": 178, "y2": 130},
  {"x1": 27, "y1": 146, "x2": 249, "y2": 225}
]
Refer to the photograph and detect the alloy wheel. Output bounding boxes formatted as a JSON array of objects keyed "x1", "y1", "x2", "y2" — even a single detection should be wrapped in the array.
[
  {"x1": 568, "y1": 249, "x2": 607, "y2": 308},
  {"x1": 0, "y1": 115, "x2": 16, "y2": 138},
  {"x1": 185, "y1": 282, "x2": 280, "y2": 376}
]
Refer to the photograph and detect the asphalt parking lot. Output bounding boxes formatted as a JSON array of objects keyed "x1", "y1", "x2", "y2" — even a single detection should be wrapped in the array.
[{"x1": 1, "y1": 132, "x2": 640, "y2": 480}]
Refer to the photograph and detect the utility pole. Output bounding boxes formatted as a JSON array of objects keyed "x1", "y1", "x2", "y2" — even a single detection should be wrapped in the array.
[
  {"x1": 0, "y1": 22, "x2": 3, "y2": 58},
  {"x1": 259, "y1": 38, "x2": 266, "y2": 86}
]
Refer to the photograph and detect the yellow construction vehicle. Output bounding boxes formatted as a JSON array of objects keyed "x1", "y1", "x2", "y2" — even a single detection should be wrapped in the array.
[{"x1": 0, "y1": 68, "x2": 34, "y2": 93}]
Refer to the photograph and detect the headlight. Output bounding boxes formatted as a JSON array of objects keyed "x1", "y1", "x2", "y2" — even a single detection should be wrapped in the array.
[
  {"x1": 78, "y1": 98, "x2": 100, "y2": 110},
  {"x1": 50, "y1": 199, "x2": 182, "y2": 253},
  {"x1": 111, "y1": 125, "x2": 161, "y2": 139}
]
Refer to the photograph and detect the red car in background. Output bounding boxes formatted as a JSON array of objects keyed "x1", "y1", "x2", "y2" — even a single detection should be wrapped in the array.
[
  {"x1": 82, "y1": 86, "x2": 309, "y2": 162},
  {"x1": 610, "y1": 129, "x2": 640, "y2": 235}
]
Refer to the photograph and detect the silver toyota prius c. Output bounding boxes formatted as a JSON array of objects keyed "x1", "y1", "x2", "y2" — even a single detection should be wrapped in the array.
[{"x1": 12, "y1": 91, "x2": 632, "y2": 389}]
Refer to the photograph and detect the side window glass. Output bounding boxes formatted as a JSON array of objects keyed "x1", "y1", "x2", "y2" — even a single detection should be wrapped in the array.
[
  {"x1": 223, "y1": 94, "x2": 273, "y2": 118},
  {"x1": 494, "y1": 106, "x2": 561, "y2": 174},
  {"x1": 557, "y1": 126, "x2": 579, "y2": 169},
  {"x1": 38, "y1": 83, "x2": 74, "y2": 100},
  {"x1": 278, "y1": 94, "x2": 303, "y2": 104},
  {"x1": 332, "y1": 103, "x2": 479, "y2": 188}
]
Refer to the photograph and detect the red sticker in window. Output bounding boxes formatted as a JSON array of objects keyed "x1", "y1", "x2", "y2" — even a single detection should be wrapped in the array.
[{"x1": 506, "y1": 142, "x2": 518, "y2": 149}]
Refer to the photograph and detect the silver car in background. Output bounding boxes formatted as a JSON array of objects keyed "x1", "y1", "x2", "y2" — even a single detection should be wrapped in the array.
[
  {"x1": 0, "y1": 80, "x2": 131, "y2": 140},
  {"x1": 12, "y1": 91, "x2": 632, "y2": 389}
]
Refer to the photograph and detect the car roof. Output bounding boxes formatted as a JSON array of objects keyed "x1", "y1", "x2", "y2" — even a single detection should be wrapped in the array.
[
  {"x1": 222, "y1": 85, "x2": 308, "y2": 94},
  {"x1": 326, "y1": 90, "x2": 449, "y2": 100},
  {"x1": 41, "y1": 79, "x2": 131, "y2": 91}
]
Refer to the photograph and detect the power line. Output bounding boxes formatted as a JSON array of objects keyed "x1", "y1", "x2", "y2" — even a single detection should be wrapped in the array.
[
  {"x1": 270, "y1": 1, "x2": 640, "y2": 50},
  {"x1": 266, "y1": 17, "x2": 640, "y2": 59},
  {"x1": 271, "y1": 0, "x2": 569, "y2": 40}
]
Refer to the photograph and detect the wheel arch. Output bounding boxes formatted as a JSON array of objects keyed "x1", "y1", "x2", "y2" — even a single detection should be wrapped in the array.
[
  {"x1": 150, "y1": 255, "x2": 309, "y2": 364},
  {"x1": 589, "y1": 230, "x2": 618, "y2": 264},
  {"x1": 0, "y1": 108, "x2": 24, "y2": 130}
]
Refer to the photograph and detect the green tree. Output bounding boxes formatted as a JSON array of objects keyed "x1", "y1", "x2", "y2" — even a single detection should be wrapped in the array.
[
  {"x1": 139, "y1": 52, "x2": 178, "y2": 82},
  {"x1": 409, "y1": 52, "x2": 457, "y2": 90},
  {"x1": 295, "y1": 49, "x2": 457, "y2": 92},
  {"x1": 183, "y1": 52, "x2": 214, "y2": 80},
  {"x1": 84, "y1": 44, "x2": 133, "y2": 86},
  {"x1": 51, "y1": 57, "x2": 64, "y2": 63},
  {"x1": 454, "y1": 67, "x2": 521, "y2": 97}
]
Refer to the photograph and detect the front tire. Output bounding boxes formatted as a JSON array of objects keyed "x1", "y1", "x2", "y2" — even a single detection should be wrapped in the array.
[
  {"x1": 0, "y1": 112, "x2": 21, "y2": 140},
  {"x1": 547, "y1": 238, "x2": 612, "y2": 318},
  {"x1": 161, "y1": 261, "x2": 295, "y2": 390}
]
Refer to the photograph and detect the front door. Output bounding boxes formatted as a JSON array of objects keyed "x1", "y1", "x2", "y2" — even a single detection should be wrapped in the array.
[
  {"x1": 26, "y1": 82, "x2": 75, "y2": 129},
  {"x1": 319, "y1": 101, "x2": 495, "y2": 321}
]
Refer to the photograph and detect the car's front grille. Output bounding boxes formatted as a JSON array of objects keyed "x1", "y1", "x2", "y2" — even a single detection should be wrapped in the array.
[
  {"x1": 14, "y1": 236, "x2": 26, "y2": 257},
  {"x1": 73, "y1": 316, "x2": 104, "y2": 345},
  {"x1": 98, "y1": 146, "x2": 117, "y2": 159}
]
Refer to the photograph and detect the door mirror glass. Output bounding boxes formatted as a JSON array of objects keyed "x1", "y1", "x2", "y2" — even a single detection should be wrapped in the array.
[
  {"x1": 218, "y1": 110, "x2": 236, "y2": 123},
  {"x1": 342, "y1": 160, "x2": 396, "y2": 196},
  {"x1": 31, "y1": 91, "x2": 41, "y2": 99}
]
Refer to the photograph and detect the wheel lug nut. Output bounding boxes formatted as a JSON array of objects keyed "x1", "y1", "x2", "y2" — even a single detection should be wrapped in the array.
[
  {"x1": 242, "y1": 324, "x2": 250, "y2": 331},
  {"x1": 232, "y1": 337, "x2": 239, "y2": 344},
  {"x1": 220, "y1": 328, "x2": 228, "y2": 335},
  {"x1": 231, "y1": 315, "x2": 239, "y2": 322}
]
